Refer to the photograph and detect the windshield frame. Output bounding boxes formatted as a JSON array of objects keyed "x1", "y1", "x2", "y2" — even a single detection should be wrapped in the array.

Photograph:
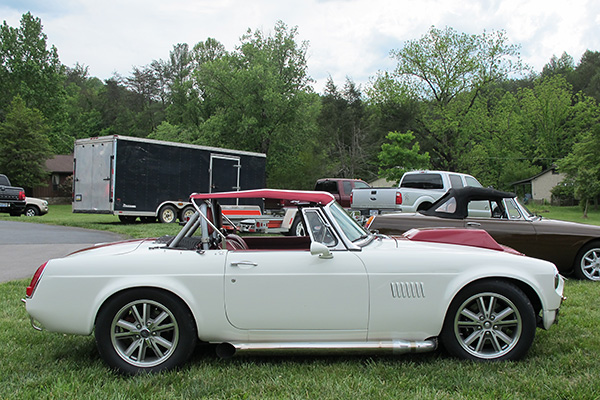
[{"x1": 327, "y1": 202, "x2": 373, "y2": 248}]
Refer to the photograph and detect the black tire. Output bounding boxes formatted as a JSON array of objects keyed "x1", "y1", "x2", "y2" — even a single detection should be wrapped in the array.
[
  {"x1": 95, "y1": 288, "x2": 197, "y2": 375},
  {"x1": 180, "y1": 206, "x2": 196, "y2": 223},
  {"x1": 573, "y1": 241, "x2": 600, "y2": 281},
  {"x1": 158, "y1": 205, "x2": 177, "y2": 223},
  {"x1": 440, "y1": 280, "x2": 536, "y2": 361},
  {"x1": 25, "y1": 205, "x2": 40, "y2": 216},
  {"x1": 289, "y1": 216, "x2": 306, "y2": 236}
]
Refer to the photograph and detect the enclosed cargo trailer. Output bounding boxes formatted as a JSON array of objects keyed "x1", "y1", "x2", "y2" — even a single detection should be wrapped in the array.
[{"x1": 73, "y1": 135, "x2": 266, "y2": 223}]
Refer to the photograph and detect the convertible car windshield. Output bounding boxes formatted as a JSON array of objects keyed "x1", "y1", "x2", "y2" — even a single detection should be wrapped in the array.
[{"x1": 329, "y1": 202, "x2": 371, "y2": 243}]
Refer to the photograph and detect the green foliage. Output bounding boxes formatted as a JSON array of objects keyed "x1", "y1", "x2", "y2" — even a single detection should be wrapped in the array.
[
  {"x1": 191, "y1": 21, "x2": 322, "y2": 188},
  {"x1": 0, "y1": 96, "x2": 52, "y2": 189},
  {"x1": 558, "y1": 124, "x2": 600, "y2": 217},
  {"x1": 517, "y1": 75, "x2": 574, "y2": 169},
  {"x1": 381, "y1": 26, "x2": 526, "y2": 172},
  {"x1": 378, "y1": 131, "x2": 430, "y2": 183},
  {"x1": 317, "y1": 77, "x2": 383, "y2": 181},
  {"x1": 4, "y1": 13, "x2": 600, "y2": 194},
  {"x1": 0, "y1": 12, "x2": 70, "y2": 154}
]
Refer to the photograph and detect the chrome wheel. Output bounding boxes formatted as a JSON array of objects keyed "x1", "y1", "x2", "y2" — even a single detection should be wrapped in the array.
[
  {"x1": 25, "y1": 206, "x2": 38, "y2": 216},
  {"x1": 578, "y1": 246, "x2": 600, "y2": 281},
  {"x1": 441, "y1": 280, "x2": 535, "y2": 361},
  {"x1": 453, "y1": 292, "x2": 522, "y2": 359},
  {"x1": 110, "y1": 299, "x2": 179, "y2": 368},
  {"x1": 96, "y1": 289, "x2": 197, "y2": 374}
]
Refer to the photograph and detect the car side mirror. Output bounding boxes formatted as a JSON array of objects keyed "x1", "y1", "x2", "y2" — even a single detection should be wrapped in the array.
[{"x1": 310, "y1": 242, "x2": 333, "y2": 259}]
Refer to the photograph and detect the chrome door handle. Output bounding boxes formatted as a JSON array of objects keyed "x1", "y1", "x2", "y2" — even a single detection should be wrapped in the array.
[
  {"x1": 230, "y1": 261, "x2": 258, "y2": 268},
  {"x1": 466, "y1": 222, "x2": 481, "y2": 227}
]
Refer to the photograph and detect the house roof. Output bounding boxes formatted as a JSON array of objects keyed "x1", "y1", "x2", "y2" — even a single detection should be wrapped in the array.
[
  {"x1": 45, "y1": 154, "x2": 73, "y2": 173},
  {"x1": 510, "y1": 167, "x2": 558, "y2": 186}
]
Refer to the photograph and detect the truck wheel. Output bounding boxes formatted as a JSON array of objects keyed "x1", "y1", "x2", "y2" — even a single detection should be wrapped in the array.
[
  {"x1": 159, "y1": 205, "x2": 177, "y2": 223},
  {"x1": 25, "y1": 206, "x2": 40, "y2": 216}
]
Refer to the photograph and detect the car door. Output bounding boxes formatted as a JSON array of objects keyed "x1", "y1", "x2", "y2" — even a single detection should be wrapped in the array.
[
  {"x1": 463, "y1": 199, "x2": 537, "y2": 252},
  {"x1": 224, "y1": 209, "x2": 369, "y2": 334}
]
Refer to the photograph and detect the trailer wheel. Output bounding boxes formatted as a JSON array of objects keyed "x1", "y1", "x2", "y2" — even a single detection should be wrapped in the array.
[
  {"x1": 180, "y1": 206, "x2": 196, "y2": 222},
  {"x1": 158, "y1": 205, "x2": 177, "y2": 223}
]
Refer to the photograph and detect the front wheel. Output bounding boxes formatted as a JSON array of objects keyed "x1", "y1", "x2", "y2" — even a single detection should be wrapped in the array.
[
  {"x1": 95, "y1": 288, "x2": 197, "y2": 374},
  {"x1": 441, "y1": 280, "x2": 536, "y2": 361},
  {"x1": 158, "y1": 205, "x2": 177, "y2": 223},
  {"x1": 574, "y1": 241, "x2": 600, "y2": 281},
  {"x1": 25, "y1": 206, "x2": 39, "y2": 216}
]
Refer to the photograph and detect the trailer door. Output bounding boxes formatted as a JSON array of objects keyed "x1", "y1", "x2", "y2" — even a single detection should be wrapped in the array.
[
  {"x1": 210, "y1": 154, "x2": 240, "y2": 193},
  {"x1": 73, "y1": 140, "x2": 113, "y2": 213}
]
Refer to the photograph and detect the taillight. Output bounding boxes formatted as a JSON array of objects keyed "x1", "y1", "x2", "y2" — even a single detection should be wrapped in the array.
[
  {"x1": 350, "y1": 193, "x2": 353, "y2": 204},
  {"x1": 395, "y1": 192, "x2": 402, "y2": 205},
  {"x1": 18, "y1": 191, "x2": 26, "y2": 201},
  {"x1": 26, "y1": 262, "x2": 47, "y2": 298}
]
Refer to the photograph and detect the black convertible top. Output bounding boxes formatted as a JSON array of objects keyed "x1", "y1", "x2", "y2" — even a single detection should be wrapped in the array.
[{"x1": 420, "y1": 187, "x2": 516, "y2": 220}]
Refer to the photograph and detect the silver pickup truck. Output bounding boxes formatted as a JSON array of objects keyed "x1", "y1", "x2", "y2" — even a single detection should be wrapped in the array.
[{"x1": 351, "y1": 170, "x2": 486, "y2": 215}]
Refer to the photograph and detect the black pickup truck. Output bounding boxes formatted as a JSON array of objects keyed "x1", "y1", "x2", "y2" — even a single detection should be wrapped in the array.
[{"x1": 0, "y1": 174, "x2": 26, "y2": 216}]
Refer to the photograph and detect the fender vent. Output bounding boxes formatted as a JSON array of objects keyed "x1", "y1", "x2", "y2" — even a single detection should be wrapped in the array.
[{"x1": 390, "y1": 282, "x2": 425, "y2": 299}]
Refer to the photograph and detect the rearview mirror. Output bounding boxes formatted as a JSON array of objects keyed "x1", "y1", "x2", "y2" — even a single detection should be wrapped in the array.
[{"x1": 310, "y1": 242, "x2": 333, "y2": 259}]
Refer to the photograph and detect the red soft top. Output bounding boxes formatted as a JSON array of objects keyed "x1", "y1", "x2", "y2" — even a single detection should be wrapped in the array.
[{"x1": 190, "y1": 189, "x2": 335, "y2": 205}]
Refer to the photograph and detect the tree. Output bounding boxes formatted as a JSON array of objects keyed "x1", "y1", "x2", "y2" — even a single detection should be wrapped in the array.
[
  {"x1": 0, "y1": 12, "x2": 68, "y2": 152},
  {"x1": 517, "y1": 75, "x2": 574, "y2": 169},
  {"x1": 318, "y1": 77, "x2": 381, "y2": 180},
  {"x1": 380, "y1": 26, "x2": 524, "y2": 170},
  {"x1": 571, "y1": 50, "x2": 600, "y2": 103},
  {"x1": 193, "y1": 21, "x2": 321, "y2": 188},
  {"x1": 556, "y1": 95, "x2": 600, "y2": 217},
  {"x1": 0, "y1": 96, "x2": 52, "y2": 189},
  {"x1": 378, "y1": 131, "x2": 430, "y2": 183}
]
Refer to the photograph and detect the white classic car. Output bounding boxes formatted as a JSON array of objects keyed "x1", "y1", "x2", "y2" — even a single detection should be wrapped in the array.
[{"x1": 24, "y1": 189, "x2": 565, "y2": 374}]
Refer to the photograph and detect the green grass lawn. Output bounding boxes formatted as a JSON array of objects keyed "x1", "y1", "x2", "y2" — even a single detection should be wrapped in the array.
[
  {"x1": 1, "y1": 278, "x2": 598, "y2": 399},
  {"x1": 2, "y1": 204, "x2": 600, "y2": 399}
]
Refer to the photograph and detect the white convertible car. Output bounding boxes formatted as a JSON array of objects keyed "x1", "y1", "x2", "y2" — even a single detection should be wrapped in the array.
[{"x1": 24, "y1": 189, "x2": 565, "y2": 374}]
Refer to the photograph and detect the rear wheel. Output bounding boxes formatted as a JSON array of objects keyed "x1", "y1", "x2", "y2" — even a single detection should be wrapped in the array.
[
  {"x1": 574, "y1": 241, "x2": 600, "y2": 281},
  {"x1": 180, "y1": 206, "x2": 196, "y2": 223},
  {"x1": 441, "y1": 280, "x2": 535, "y2": 361},
  {"x1": 95, "y1": 288, "x2": 197, "y2": 374}
]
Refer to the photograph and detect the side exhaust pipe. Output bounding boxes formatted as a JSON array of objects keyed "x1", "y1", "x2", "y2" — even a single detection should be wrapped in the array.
[{"x1": 216, "y1": 339, "x2": 437, "y2": 359}]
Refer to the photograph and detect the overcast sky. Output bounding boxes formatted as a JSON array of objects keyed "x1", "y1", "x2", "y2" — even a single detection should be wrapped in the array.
[{"x1": 1, "y1": 0, "x2": 599, "y2": 92}]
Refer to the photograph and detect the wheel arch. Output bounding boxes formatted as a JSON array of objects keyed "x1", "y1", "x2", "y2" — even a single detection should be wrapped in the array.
[
  {"x1": 573, "y1": 238, "x2": 600, "y2": 280},
  {"x1": 93, "y1": 285, "x2": 201, "y2": 338},
  {"x1": 443, "y1": 276, "x2": 543, "y2": 325},
  {"x1": 26, "y1": 205, "x2": 40, "y2": 213}
]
